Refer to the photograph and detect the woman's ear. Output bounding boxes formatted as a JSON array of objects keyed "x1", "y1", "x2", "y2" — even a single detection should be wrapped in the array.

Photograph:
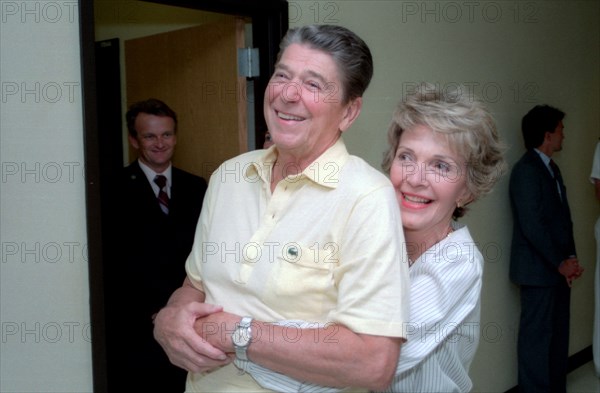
[{"x1": 457, "y1": 189, "x2": 475, "y2": 208}]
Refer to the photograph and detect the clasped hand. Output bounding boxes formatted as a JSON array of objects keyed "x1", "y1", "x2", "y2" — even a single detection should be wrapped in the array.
[
  {"x1": 558, "y1": 257, "x2": 584, "y2": 287},
  {"x1": 153, "y1": 302, "x2": 232, "y2": 373}
]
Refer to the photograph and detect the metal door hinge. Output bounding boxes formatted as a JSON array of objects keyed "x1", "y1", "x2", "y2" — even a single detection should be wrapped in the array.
[{"x1": 238, "y1": 48, "x2": 260, "y2": 78}]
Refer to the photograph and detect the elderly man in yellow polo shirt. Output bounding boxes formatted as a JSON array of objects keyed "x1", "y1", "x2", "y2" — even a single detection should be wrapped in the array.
[{"x1": 153, "y1": 24, "x2": 409, "y2": 392}]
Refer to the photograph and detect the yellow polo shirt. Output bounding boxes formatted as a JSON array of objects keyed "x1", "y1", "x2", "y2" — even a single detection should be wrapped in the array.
[{"x1": 185, "y1": 138, "x2": 409, "y2": 391}]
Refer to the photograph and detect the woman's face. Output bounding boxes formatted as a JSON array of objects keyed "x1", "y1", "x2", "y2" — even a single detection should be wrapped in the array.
[
  {"x1": 389, "y1": 125, "x2": 471, "y2": 237},
  {"x1": 263, "y1": 43, "x2": 360, "y2": 162}
]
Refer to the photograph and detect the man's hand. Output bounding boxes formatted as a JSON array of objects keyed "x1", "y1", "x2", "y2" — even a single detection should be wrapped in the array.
[
  {"x1": 194, "y1": 311, "x2": 242, "y2": 353},
  {"x1": 153, "y1": 301, "x2": 231, "y2": 373},
  {"x1": 558, "y1": 258, "x2": 584, "y2": 287}
]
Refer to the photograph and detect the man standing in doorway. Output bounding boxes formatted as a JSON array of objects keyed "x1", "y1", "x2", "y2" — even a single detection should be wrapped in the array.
[
  {"x1": 509, "y1": 104, "x2": 584, "y2": 392},
  {"x1": 104, "y1": 98, "x2": 207, "y2": 391}
]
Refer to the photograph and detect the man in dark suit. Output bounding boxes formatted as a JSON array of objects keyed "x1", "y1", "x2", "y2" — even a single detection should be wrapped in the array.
[
  {"x1": 509, "y1": 104, "x2": 584, "y2": 393},
  {"x1": 104, "y1": 98, "x2": 207, "y2": 391}
]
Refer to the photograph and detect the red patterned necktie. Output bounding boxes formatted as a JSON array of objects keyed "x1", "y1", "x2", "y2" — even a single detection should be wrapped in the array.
[{"x1": 154, "y1": 175, "x2": 169, "y2": 214}]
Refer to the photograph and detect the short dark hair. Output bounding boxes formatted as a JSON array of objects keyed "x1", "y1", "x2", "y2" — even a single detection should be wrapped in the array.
[
  {"x1": 277, "y1": 24, "x2": 373, "y2": 104},
  {"x1": 126, "y1": 98, "x2": 178, "y2": 137},
  {"x1": 521, "y1": 104, "x2": 565, "y2": 150}
]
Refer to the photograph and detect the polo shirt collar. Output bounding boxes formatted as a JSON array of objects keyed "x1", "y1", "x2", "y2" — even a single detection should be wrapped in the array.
[{"x1": 246, "y1": 137, "x2": 349, "y2": 189}]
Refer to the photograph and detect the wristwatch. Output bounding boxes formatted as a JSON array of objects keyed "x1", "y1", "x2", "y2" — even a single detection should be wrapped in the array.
[{"x1": 232, "y1": 317, "x2": 253, "y2": 360}]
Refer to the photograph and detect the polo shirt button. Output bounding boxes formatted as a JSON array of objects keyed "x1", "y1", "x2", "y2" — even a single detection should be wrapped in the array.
[{"x1": 287, "y1": 246, "x2": 298, "y2": 257}]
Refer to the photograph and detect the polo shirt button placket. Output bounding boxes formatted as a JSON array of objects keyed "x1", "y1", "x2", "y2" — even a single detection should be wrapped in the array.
[{"x1": 237, "y1": 263, "x2": 253, "y2": 284}]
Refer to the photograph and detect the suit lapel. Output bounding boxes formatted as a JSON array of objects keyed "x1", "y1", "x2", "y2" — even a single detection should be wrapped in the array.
[
  {"x1": 533, "y1": 151, "x2": 569, "y2": 209},
  {"x1": 551, "y1": 163, "x2": 567, "y2": 201}
]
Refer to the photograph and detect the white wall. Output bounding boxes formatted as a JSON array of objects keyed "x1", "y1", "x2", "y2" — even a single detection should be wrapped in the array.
[
  {"x1": 0, "y1": 1, "x2": 93, "y2": 392},
  {"x1": 1, "y1": 1, "x2": 598, "y2": 392}
]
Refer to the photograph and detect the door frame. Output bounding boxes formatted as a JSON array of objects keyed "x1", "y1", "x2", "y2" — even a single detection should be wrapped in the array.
[{"x1": 78, "y1": 1, "x2": 288, "y2": 391}]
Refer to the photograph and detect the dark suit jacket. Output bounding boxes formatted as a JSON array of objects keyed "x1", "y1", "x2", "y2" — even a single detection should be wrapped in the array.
[
  {"x1": 103, "y1": 160, "x2": 207, "y2": 380},
  {"x1": 509, "y1": 150, "x2": 576, "y2": 286},
  {"x1": 117, "y1": 161, "x2": 206, "y2": 308}
]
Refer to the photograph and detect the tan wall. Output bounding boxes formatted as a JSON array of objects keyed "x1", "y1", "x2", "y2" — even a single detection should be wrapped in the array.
[{"x1": 290, "y1": 1, "x2": 599, "y2": 391}]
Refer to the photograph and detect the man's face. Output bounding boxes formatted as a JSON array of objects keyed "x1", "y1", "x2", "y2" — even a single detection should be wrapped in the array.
[
  {"x1": 129, "y1": 113, "x2": 176, "y2": 173},
  {"x1": 547, "y1": 120, "x2": 565, "y2": 153},
  {"x1": 263, "y1": 43, "x2": 360, "y2": 162}
]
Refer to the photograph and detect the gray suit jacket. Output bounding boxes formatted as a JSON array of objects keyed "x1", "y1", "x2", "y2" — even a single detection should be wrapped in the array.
[{"x1": 509, "y1": 150, "x2": 576, "y2": 286}]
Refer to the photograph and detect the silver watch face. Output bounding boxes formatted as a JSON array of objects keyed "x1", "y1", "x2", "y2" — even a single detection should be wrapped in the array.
[{"x1": 232, "y1": 326, "x2": 251, "y2": 347}]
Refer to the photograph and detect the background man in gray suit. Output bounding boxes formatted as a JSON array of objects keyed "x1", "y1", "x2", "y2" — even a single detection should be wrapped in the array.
[{"x1": 509, "y1": 104, "x2": 584, "y2": 392}]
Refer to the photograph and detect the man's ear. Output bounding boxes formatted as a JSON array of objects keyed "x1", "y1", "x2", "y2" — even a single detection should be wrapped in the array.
[
  {"x1": 128, "y1": 134, "x2": 139, "y2": 150},
  {"x1": 339, "y1": 97, "x2": 363, "y2": 133}
]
